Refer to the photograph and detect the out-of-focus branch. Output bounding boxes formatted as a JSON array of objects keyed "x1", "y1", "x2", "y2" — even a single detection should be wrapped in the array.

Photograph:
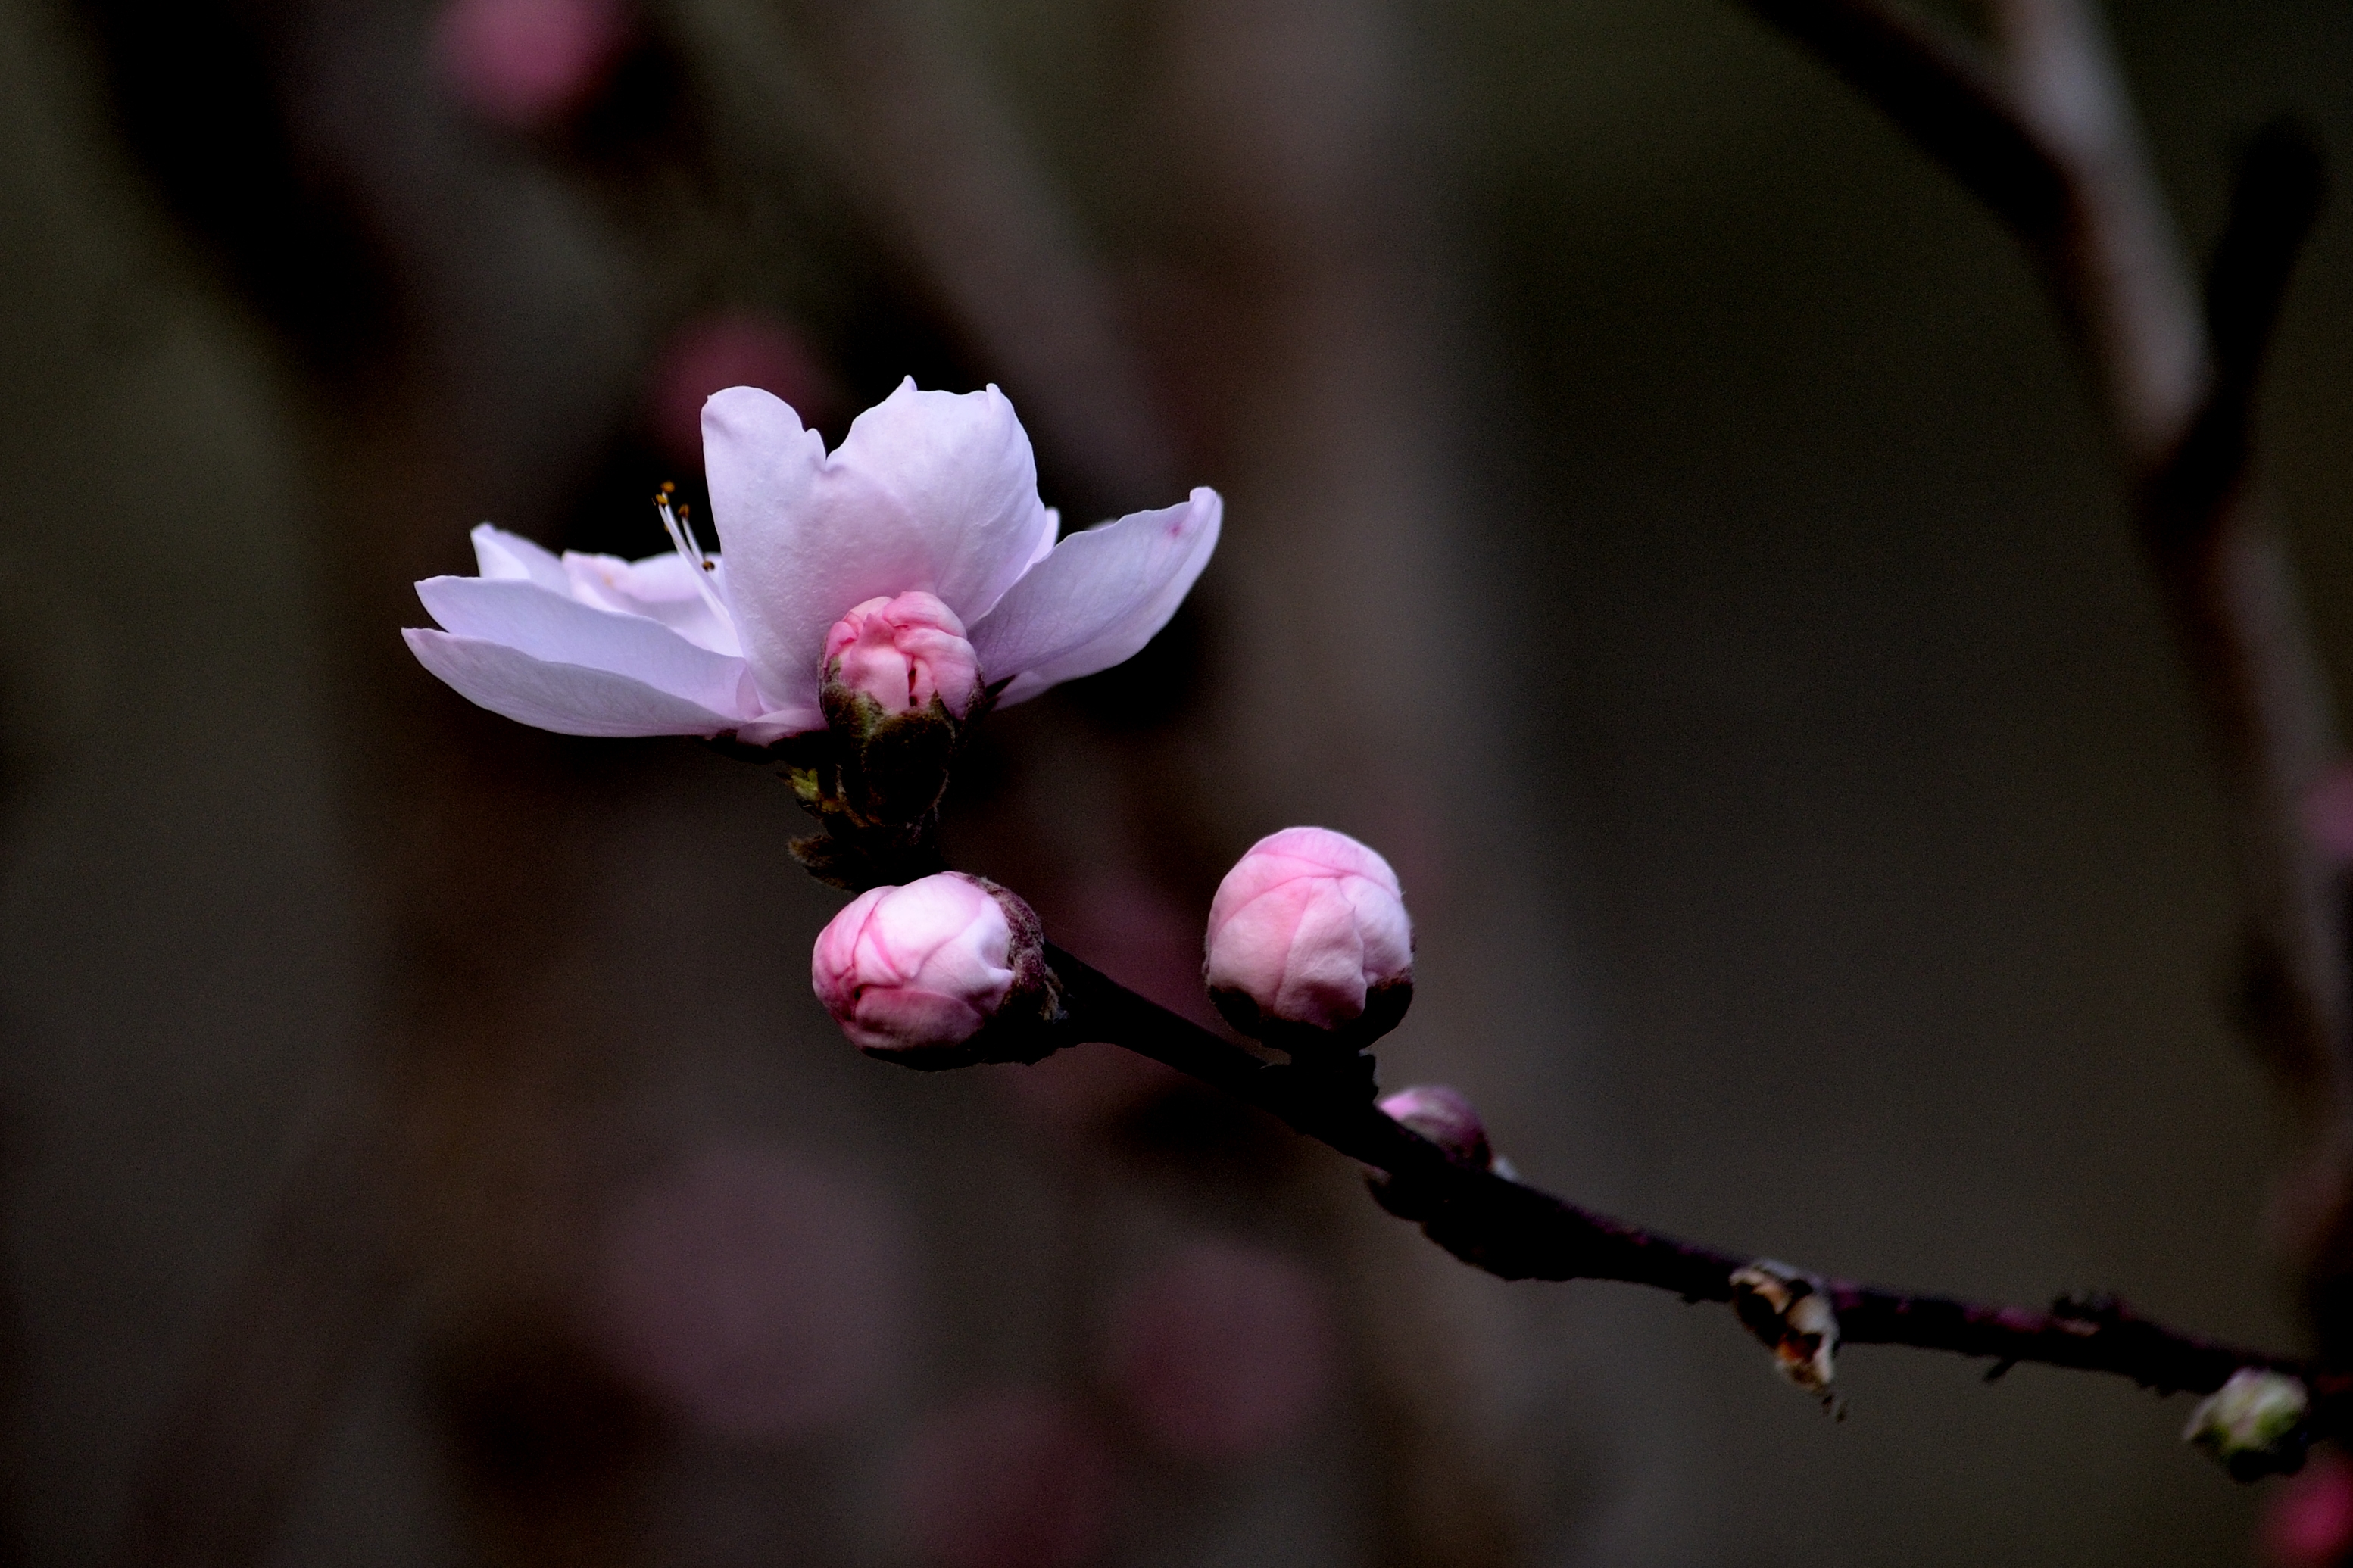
[
  {"x1": 666, "y1": 0, "x2": 1178, "y2": 507},
  {"x1": 2169, "y1": 120, "x2": 2327, "y2": 528},
  {"x1": 1990, "y1": 0, "x2": 2206, "y2": 454},
  {"x1": 1039, "y1": 945, "x2": 2334, "y2": 1426},
  {"x1": 1738, "y1": 0, "x2": 2342, "y2": 1162},
  {"x1": 1740, "y1": 0, "x2": 2068, "y2": 243}
]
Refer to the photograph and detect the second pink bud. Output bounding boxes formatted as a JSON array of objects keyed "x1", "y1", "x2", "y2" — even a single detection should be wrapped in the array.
[{"x1": 1203, "y1": 826, "x2": 1413, "y2": 1047}]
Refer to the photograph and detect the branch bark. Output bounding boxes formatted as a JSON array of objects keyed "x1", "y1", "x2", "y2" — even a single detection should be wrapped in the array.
[{"x1": 1041, "y1": 944, "x2": 2333, "y2": 1421}]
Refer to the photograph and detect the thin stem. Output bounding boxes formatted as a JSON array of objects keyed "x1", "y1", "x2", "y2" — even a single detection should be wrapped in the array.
[{"x1": 1045, "y1": 945, "x2": 2332, "y2": 1418}]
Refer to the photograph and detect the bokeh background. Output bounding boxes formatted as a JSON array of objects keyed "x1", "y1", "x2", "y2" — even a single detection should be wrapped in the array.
[{"x1": 2, "y1": 0, "x2": 2350, "y2": 1563}]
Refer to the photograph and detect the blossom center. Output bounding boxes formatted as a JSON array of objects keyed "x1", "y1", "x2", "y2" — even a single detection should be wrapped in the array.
[{"x1": 822, "y1": 591, "x2": 982, "y2": 718}]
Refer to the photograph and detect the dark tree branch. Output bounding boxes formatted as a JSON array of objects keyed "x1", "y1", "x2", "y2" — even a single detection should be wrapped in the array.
[
  {"x1": 1739, "y1": 0, "x2": 2345, "y2": 1193},
  {"x1": 1740, "y1": 0, "x2": 2068, "y2": 244},
  {"x1": 1043, "y1": 944, "x2": 2335, "y2": 1423},
  {"x1": 2153, "y1": 118, "x2": 2328, "y2": 544}
]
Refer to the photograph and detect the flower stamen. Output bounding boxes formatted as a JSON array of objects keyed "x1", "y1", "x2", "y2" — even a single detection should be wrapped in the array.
[{"x1": 654, "y1": 481, "x2": 734, "y2": 630}]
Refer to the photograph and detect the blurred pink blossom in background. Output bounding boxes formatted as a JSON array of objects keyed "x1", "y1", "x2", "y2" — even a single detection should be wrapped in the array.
[
  {"x1": 2264, "y1": 1451, "x2": 2353, "y2": 1567},
  {"x1": 1050, "y1": 875, "x2": 1225, "y2": 1027},
  {"x1": 899, "y1": 1388, "x2": 1118, "y2": 1568},
  {"x1": 432, "y1": 0, "x2": 632, "y2": 130},
  {"x1": 2303, "y1": 764, "x2": 2353, "y2": 867},
  {"x1": 1104, "y1": 1238, "x2": 1337, "y2": 1460},
  {"x1": 590, "y1": 1141, "x2": 912, "y2": 1439},
  {"x1": 649, "y1": 313, "x2": 838, "y2": 469}
]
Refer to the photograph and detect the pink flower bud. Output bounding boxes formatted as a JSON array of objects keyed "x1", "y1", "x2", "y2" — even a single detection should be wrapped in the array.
[
  {"x1": 1203, "y1": 827, "x2": 1412, "y2": 1043},
  {"x1": 823, "y1": 591, "x2": 983, "y2": 719},
  {"x1": 815, "y1": 873, "x2": 1025, "y2": 1057},
  {"x1": 1377, "y1": 1084, "x2": 1491, "y2": 1169}
]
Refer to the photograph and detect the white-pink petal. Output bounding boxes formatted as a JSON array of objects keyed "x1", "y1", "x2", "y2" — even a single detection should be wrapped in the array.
[
  {"x1": 704, "y1": 382, "x2": 1055, "y2": 717},
  {"x1": 823, "y1": 379, "x2": 1057, "y2": 622},
  {"x1": 983, "y1": 488, "x2": 1222, "y2": 704},
  {"x1": 700, "y1": 387, "x2": 832, "y2": 709},
  {"x1": 404, "y1": 628, "x2": 747, "y2": 737},
  {"x1": 471, "y1": 522, "x2": 573, "y2": 593},
  {"x1": 417, "y1": 575, "x2": 759, "y2": 718},
  {"x1": 561, "y1": 550, "x2": 743, "y2": 656}
]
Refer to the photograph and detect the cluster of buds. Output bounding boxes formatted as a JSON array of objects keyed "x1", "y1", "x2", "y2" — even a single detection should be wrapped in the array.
[{"x1": 814, "y1": 825, "x2": 1422, "y2": 1090}]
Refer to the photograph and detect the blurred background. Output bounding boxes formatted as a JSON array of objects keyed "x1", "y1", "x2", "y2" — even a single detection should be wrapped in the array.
[{"x1": 1, "y1": 0, "x2": 2349, "y2": 1563}]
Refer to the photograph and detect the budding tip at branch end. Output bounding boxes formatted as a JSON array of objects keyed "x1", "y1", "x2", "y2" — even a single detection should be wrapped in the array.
[
  {"x1": 1730, "y1": 1260, "x2": 1840, "y2": 1398},
  {"x1": 2186, "y1": 1368, "x2": 2313, "y2": 1482}
]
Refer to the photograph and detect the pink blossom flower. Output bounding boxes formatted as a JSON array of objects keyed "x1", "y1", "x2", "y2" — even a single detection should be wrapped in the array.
[
  {"x1": 814, "y1": 873, "x2": 1020, "y2": 1055},
  {"x1": 824, "y1": 591, "x2": 984, "y2": 718},
  {"x1": 404, "y1": 380, "x2": 1220, "y2": 742},
  {"x1": 1203, "y1": 827, "x2": 1413, "y2": 1037},
  {"x1": 432, "y1": 0, "x2": 631, "y2": 131}
]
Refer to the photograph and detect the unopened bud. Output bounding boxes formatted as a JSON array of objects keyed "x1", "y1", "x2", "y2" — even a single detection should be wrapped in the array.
[
  {"x1": 1730, "y1": 1261, "x2": 1839, "y2": 1398},
  {"x1": 1378, "y1": 1085, "x2": 1492, "y2": 1170},
  {"x1": 2186, "y1": 1367, "x2": 2311, "y2": 1480},
  {"x1": 816, "y1": 592, "x2": 985, "y2": 828},
  {"x1": 823, "y1": 591, "x2": 982, "y2": 719},
  {"x1": 813, "y1": 872, "x2": 1059, "y2": 1066},
  {"x1": 1203, "y1": 827, "x2": 1412, "y2": 1051}
]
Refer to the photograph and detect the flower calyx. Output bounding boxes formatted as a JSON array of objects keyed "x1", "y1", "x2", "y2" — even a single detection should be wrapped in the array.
[
  {"x1": 2186, "y1": 1367, "x2": 2313, "y2": 1481},
  {"x1": 1730, "y1": 1260, "x2": 1840, "y2": 1405},
  {"x1": 782, "y1": 595, "x2": 999, "y2": 891}
]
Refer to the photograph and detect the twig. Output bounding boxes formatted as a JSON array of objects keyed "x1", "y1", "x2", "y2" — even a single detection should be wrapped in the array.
[{"x1": 1043, "y1": 945, "x2": 2331, "y2": 1417}]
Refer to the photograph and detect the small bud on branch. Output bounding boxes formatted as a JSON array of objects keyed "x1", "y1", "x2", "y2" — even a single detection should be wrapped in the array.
[
  {"x1": 2186, "y1": 1368, "x2": 2313, "y2": 1481},
  {"x1": 1375, "y1": 1086, "x2": 1493, "y2": 1171},
  {"x1": 1730, "y1": 1261, "x2": 1840, "y2": 1399}
]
